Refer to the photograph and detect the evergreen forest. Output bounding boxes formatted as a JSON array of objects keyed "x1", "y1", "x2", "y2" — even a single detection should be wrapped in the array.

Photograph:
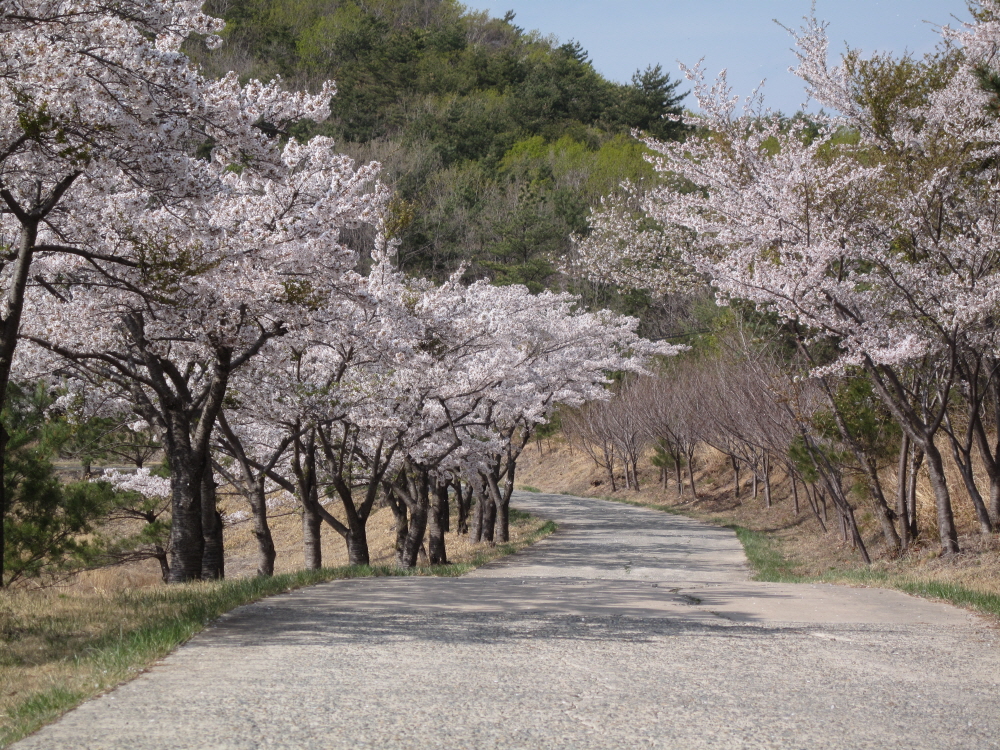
[{"x1": 189, "y1": 0, "x2": 691, "y2": 334}]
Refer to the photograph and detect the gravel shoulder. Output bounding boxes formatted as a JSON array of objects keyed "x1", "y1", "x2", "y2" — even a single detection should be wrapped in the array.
[{"x1": 14, "y1": 492, "x2": 999, "y2": 750}]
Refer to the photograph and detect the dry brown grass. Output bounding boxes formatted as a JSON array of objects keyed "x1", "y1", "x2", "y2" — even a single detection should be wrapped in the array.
[
  {"x1": 219, "y1": 493, "x2": 499, "y2": 575},
  {"x1": 517, "y1": 436, "x2": 1000, "y2": 600},
  {"x1": 1, "y1": 564, "x2": 174, "y2": 720}
]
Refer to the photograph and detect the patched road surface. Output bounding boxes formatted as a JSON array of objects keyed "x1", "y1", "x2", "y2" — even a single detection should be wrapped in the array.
[{"x1": 15, "y1": 492, "x2": 999, "y2": 749}]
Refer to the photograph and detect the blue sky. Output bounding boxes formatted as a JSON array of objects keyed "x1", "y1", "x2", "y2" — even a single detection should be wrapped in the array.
[{"x1": 466, "y1": 1, "x2": 972, "y2": 114}]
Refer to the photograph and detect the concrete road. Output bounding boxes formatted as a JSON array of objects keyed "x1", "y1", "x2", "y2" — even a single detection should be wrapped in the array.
[{"x1": 16, "y1": 492, "x2": 1000, "y2": 749}]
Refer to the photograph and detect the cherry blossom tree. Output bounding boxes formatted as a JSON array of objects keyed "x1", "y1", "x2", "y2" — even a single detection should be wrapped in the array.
[
  {"x1": 577, "y1": 7, "x2": 1000, "y2": 555},
  {"x1": 217, "y1": 242, "x2": 677, "y2": 571},
  {"x1": 20, "y1": 137, "x2": 383, "y2": 581},
  {"x1": 0, "y1": 0, "x2": 339, "y2": 581}
]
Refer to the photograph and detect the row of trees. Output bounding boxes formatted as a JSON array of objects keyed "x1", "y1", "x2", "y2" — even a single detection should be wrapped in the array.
[
  {"x1": 576, "y1": 4, "x2": 1000, "y2": 558},
  {"x1": 0, "y1": 0, "x2": 671, "y2": 585},
  {"x1": 567, "y1": 337, "x2": 923, "y2": 563}
]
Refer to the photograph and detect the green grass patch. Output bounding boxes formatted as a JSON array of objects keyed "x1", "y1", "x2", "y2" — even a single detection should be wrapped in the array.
[
  {"x1": 517, "y1": 485, "x2": 542, "y2": 493},
  {"x1": 725, "y1": 527, "x2": 1000, "y2": 619},
  {"x1": 733, "y1": 528, "x2": 1000, "y2": 620},
  {"x1": 816, "y1": 568, "x2": 1000, "y2": 620},
  {"x1": 726, "y1": 525, "x2": 802, "y2": 583},
  {"x1": 0, "y1": 516, "x2": 555, "y2": 748}
]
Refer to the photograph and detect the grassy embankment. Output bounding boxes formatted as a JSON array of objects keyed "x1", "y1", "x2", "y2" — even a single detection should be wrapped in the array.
[
  {"x1": 516, "y1": 437, "x2": 1000, "y2": 622},
  {"x1": 727, "y1": 524, "x2": 1000, "y2": 618},
  {"x1": 0, "y1": 509, "x2": 555, "y2": 748}
]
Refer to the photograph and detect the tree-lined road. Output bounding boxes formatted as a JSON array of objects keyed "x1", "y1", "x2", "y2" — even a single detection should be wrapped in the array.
[{"x1": 16, "y1": 493, "x2": 999, "y2": 749}]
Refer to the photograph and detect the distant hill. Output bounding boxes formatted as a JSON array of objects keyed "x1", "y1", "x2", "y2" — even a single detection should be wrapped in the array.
[{"x1": 190, "y1": 0, "x2": 690, "y2": 330}]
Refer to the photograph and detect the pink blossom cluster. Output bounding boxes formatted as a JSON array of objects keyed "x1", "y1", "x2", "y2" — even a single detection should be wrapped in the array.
[{"x1": 577, "y1": 5, "x2": 1000, "y2": 377}]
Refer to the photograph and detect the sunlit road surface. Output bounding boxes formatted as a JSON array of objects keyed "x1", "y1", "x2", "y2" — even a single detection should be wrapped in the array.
[{"x1": 15, "y1": 492, "x2": 1000, "y2": 750}]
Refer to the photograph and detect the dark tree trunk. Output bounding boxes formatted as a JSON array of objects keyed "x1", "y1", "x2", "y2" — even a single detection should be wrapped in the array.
[
  {"x1": 154, "y1": 545, "x2": 170, "y2": 583},
  {"x1": 201, "y1": 465, "x2": 224, "y2": 580},
  {"x1": 797, "y1": 428, "x2": 870, "y2": 564},
  {"x1": 481, "y1": 483, "x2": 497, "y2": 544},
  {"x1": 731, "y1": 455, "x2": 740, "y2": 501},
  {"x1": 603, "y1": 445, "x2": 616, "y2": 492},
  {"x1": 498, "y1": 462, "x2": 518, "y2": 544},
  {"x1": 861, "y1": 360, "x2": 957, "y2": 556},
  {"x1": 469, "y1": 484, "x2": 485, "y2": 543},
  {"x1": 441, "y1": 484, "x2": 451, "y2": 534},
  {"x1": 316, "y1": 426, "x2": 394, "y2": 568},
  {"x1": 846, "y1": 505, "x2": 869, "y2": 560},
  {"x1": 319, "y1": 484, "x2": 373, "y2": 567},
  {"x1": 485, "y1": 470, "x2": 508, "y2": 544},
  {"x1": 686, "y1": 448, "x2": 697, "y2": 500},
  {"x1": 804, "y1": 483, "x2": 827, "y2": 533},
  {"x1": 924, "y1": 442, "x2": 960, "y2": 556},
  {"x1": 791, "y1": 472, "x2": 800, "y2": 515},
  {"x1": 159, "y1": 344, "x2": 233, "y2": 582},
  {"x1": 213, "y1": 414, "x2": 279, "y2": 578},
  {"x1": 166, "y1": 437, "x2": 204, "y2": 583},
  {"x1": 983, "y1": 363, "x2": 1000, "y2": 525},
  {"x1": 346, "y1": 527, "x2": 370, "y2": 566},
  {"x1": 959, "y1": 352, "x2": 1000, "y2": 528},
  {"x1": 399, "y1": 472, "x2": 429, "y2": 568},
  {"x1": 896, "y1": 434, "x2": 911, "y2": 552},
  {"x1": 291, "y1": 428, "x2": 322, "y2": 570},
  {"x1": 302, "y1": 495, "x2": 322, "y2": 570},
  {"x1": 946, "y1": 429, "x2": 994, "y2": 534},
  {"x1": 864, "y1": 458, "x2": 901, "y2": 552},
  {"x1": 428, "y1": 479, "x2": 449, "y2": 565},
  {"x1": 908, "y1": 448, "x2": 923, "y2": 540},
  {"x1": 250, "y1": 478, "x2": 276, "y2": 576},
  {"x1": 455, "y1": 480, "x2": 471, "y2": 536},
  {"x1": 815, "y1": 372, "x2": 901, "y2": 552},
  {"x1": 836, "y1": 493, "x2": 871, "y2": 563},
  {"x1": 384, "y1": 485, "x2": 409, "y2": 567},
  {"x1": 0, "y1": 221, "x2": 42, "y2": 588}
]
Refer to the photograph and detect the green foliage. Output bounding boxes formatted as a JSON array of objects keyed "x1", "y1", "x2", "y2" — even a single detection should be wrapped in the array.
[
  {"x1": 47, "y1": 387, "x2": 160, "y2": 472},
  {"x1": 533, "y1": 411, "x2": 562, "y2": 442},
  {"x1": 842, "y1": 48, "x2": 954, "y2": 143},
  {"x1": 2, "y1": 383, "x2": 116, "y2": 586},
  {"x1": 189, "y1": 0, "x2": 689, "y2": 327},
  {"x1": 814, "y1": 375, "x2": 901, "y2": 464},
  {"x1": 728, "y1": 525, "x2": 801, "y2": 582},
  {"x1": 650, "y1": 439, "x2": 680, "y2": 470},
  {"x1": 787, "y1": 435, "x2": 833, "y2": 484}
]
